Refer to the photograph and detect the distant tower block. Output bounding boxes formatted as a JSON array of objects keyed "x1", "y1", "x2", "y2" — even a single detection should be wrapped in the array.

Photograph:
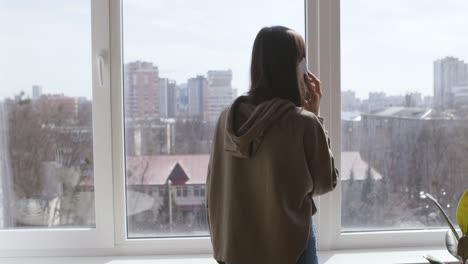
[{"x1": 32, "y1": 85, "x2": 43, "y2": 100}]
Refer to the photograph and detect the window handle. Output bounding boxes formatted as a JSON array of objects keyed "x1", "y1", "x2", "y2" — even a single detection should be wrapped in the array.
[{"x1": 97, "y1": 51, "x2": 106, "y2": 88}]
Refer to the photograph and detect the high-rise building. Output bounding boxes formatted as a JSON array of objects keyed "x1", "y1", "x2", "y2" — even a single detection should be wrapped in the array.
[
  {"x1": 32, "y1": 85, "x2": 42, "y2": 100},
  {"x1": 452, "y1": 85, "x2": 468, "y2": 107},
  {"x1": 205, "y1": 70, "x2": 234, "y2": 123},
  {"x1": 159, "y1": 78, "x2": 177, "y2": 118},
  {"x1": 434, "y1": 57, "x2": 468, "y2": 109},
  {"x1": 187, "y1": 75, "x2": 206, "y2": 118},
  {"x1": 361, "y1": 92, "x2": 405, "y2": 113},
  {"x1": 342, "y1": 90, "x2": 360, "y2": 111},
  {"x1": 124, "y1": 61, "x2": 160, "y2": 119},
  {"x1": 176, "y1": 83, "x2": 188, "y2": 115}
]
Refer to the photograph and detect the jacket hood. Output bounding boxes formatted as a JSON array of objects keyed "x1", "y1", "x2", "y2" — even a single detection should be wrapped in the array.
[{"x1": 224, "y1": 96, "x2": 296, "y2": 158}]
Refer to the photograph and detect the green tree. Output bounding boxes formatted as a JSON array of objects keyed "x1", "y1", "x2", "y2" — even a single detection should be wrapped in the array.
[{"x1": 361, "y1": 165, "x2": 374, "y2": 205}]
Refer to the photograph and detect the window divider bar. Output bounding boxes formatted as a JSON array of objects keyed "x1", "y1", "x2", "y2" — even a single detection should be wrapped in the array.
[
  {"x1": 109, "y1": 0, "x2": 127, "y2": 246},
  {"x1": 315, "y1": 0, "x2": 342, "y2": 251}
]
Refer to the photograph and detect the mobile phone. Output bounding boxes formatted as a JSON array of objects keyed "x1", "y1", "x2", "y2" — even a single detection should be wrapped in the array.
[
  {"x1": 299, "y1": 58, "x2": 312, "y2": 100},
  {"x1": 299, "y1": 57, "x2": 308, "y2": 75}
]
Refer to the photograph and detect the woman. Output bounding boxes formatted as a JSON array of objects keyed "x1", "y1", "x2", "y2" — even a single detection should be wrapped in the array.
[{"x1": 206, "y1": 26, "x2": 339, "y2": 264}]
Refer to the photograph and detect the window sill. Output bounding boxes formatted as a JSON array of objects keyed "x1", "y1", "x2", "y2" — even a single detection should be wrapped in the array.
[
  {"x1": 0, "y1": 247, "x2": 459, "y2": 264},
  {"x1": 320, "y1": 247, "x2": 458, "y2": 264}
]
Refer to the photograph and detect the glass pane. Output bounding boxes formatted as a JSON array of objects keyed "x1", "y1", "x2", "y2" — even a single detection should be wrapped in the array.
[
  {"x1": 123, "y1": 0, "x2": 305, "y2": 238},
  {"x1": 0, "y1": 1, "x2": 95, "y2": 229},
  {"x1": 341, "y1": 0, "x2": 468, "y2": 231}
]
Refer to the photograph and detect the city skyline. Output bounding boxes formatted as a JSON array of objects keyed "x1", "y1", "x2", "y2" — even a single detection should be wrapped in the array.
[
  {"x1": 2, "y1": 0, "x2": 468, "y2": 239},
  {"x1": 2, "y1": 1, "x2": 468, "y2": 100},
  {"x1": 4, "y1": 55, "x2": 465, "y2": 103},
  {"x1": 341, "y1": 0, "x2": 468, "y2": 99}
]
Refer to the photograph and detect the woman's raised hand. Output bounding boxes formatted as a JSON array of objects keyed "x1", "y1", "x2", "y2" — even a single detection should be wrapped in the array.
[{"x1": 303, "y1": 71, "x2": 322, "y2": 115}]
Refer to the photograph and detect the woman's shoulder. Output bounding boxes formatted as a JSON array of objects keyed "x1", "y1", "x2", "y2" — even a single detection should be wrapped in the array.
[{"x1": 291, "y1": 107, "x2": 324, "y2": 127}]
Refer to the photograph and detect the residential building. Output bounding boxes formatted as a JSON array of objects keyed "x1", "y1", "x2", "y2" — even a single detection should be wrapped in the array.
[
  {"x1": 205, "y1": 70, "x2": 235, "y2": 123},
  {"x1": 112, "y1": 155, "x2": 209, "y2": 234},
  {"x1": 359, "y1": 106, "x2": 466, "y2": 200},
  {"x1": 125, "y1": 120, "x2": 170, "y2": 156},
  {"x1": 403, "y1": 92, "x2": 423, "y2": 107},
  {"x1": 434, "y1": 57, "x2": 468, "y2": 109},
  {"x1": 361, "y1": 92, "x2": 405, "y2": 113},
  {"x1": 423, "y1": 96, "x2": 433, "y2": 108},
  {"x1": 159, "y1": 78, "x2": 177, "y2": 118},
  {"x1": 124, "y1": 61, "x2": 160, "y2": 119},
  {"x1": 187, "y1": 75, "x2": 206, "y2": 118},
  {"x1": 451, "y1": 85, "x2": 468, "y2": 107},
  {"x1": 32, "y1": 85, "x2": 42, "y2": 100},
  {"x1": 176, "y1": 83, "x2": 188, "y2": 116},
  {"x1": 342, "y1": 90, "x2": 360, "y2": 111}
]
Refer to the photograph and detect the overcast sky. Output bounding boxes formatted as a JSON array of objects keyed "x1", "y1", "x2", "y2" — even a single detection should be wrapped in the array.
[
  {"x1": 122, "y1": 0, "x2": 304, "y2": 97},
  {"x1": 341, "y1": 0, "x2": 468, "y2": 98},
  {"x1": 0, "y1": 0, "x2": 91, "y2": 100},
  {"x1": 0, "y1": 0, "x2": 467, "y2": 100}
]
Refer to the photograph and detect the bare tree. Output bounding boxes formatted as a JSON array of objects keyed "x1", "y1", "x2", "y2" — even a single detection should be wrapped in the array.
[
  {"x1": 7, "y1": 93, "x2": 94, "y2": 226},
  {"x1": 174, "y1": 118, "x2": 212, "y2": 154},
  {"x1": 7, "y1": 95, "x2": 50, "y2": 199}
]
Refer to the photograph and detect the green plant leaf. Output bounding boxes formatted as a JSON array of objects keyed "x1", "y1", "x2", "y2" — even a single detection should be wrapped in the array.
[
  {"x1": 426, "y1": 193, "x2": 460, "y2": 240},
  {"x1": 457, "y1": 191, "x2": 468, "y2": 236},
  {"x1": 458, "y1": 236, "x2": 468, "y2": 260},
  {"x1": 423, "y1": 255, "x2": 446, "y2": 264},
  {"x1": 446, "y1": 230, "x2": 462, "y2": 261}
]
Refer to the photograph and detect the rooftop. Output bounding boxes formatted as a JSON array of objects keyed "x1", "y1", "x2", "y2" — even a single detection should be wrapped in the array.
[
  {"x1": 81, "y1": 152, "x2": 383, "y2": 186},
  {"x1": 341, "y1": 152, "x2": 382, "y2": 181},
  {"x1": 126, "y1": 154, "x2": 210, "y2": 185},
  {"x1": 364, "y1": 107, "x2": 457, "y2": 120}
]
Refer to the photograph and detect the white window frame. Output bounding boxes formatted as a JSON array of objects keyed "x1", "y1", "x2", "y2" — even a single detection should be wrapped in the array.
[
  {"x1": 0, "y1": 0, "x2": 452, "y2": 257},
  {"x1": 313, "y1": 0, "x2": 449, "y2": 251},
  {"x1": 109, "y1": 0, "x2": 212, "y2": 255},
  {"x1": 0, "y1": 0, "x2": 114, "y2": 251}
]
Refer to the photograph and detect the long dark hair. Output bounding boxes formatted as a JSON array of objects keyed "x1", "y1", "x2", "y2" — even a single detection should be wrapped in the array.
[{"x1": 248, "y1": 26, "x2": 306, "y2": 106}]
